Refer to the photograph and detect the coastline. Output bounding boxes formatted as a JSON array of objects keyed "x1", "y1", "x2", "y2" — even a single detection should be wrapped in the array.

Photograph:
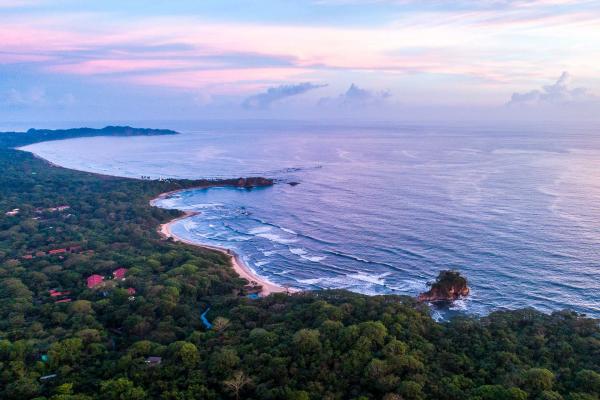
[
  {"x1": 22, "y1": 148, "x2": 289, "y2": 297},
  {"x1": 153, "y1": 191, "x2": 291, "y2": 297}
]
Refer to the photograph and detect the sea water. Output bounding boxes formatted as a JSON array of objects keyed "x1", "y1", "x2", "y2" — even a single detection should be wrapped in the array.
[{"x1": 21, "y1": 121, "x2": 600, "y2": 318}]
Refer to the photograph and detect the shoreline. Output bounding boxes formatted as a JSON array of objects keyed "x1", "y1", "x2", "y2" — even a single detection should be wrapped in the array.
[
  {"x1": 153, "y1": 191, "x2": 291, "y2": 297},
  {"x1": 23, "y1": 148, "x2": 289, "y2": 297}
]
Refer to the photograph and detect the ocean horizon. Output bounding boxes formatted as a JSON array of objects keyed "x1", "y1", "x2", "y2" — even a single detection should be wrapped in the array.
[{"x1": 21, "y1": 120, "x2": 600, "y2": 319}]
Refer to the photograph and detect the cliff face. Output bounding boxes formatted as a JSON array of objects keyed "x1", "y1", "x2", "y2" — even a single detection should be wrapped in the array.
[{"x1": 418, "y1": 270, "x2": 470, "y2": 302}]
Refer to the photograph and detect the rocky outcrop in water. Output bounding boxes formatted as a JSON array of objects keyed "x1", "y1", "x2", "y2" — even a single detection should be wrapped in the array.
[
  {"x1": 418, "y1": 270, "x2": 470, "y2": 302},
  {"x1": 234, "y1": 177, "x2": 273, "y2": 187}
]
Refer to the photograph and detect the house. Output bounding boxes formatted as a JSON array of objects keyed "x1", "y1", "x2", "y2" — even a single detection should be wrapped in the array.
[
  {"x1": 47, "y1": 205, "x2": 70, "y2": 212},
  {"x1": 145, "y1": 356, "x2": 162, "y2": 366},
  {"x1": 55, "y1": 298, "x2": 72, "y2": 303},
  {"x1": 40, "y1": 374, "x2": 57, "y2": 381},
  {"x1": 127, "y1": 287, "x2": 136, "y2": 295},
  {"x1": 113, "y1": 267, "x2": 128, "y2": 280},
  {"x1": 5, "y1": 208, "x2": 20, "y2": 216},
  {"x1": 22, "y1": 254, "x2": 34, "y2": 260},
  {"x1": 48, "y1": 248, "x2": 67, "y2": 255},
  {"x1": 87, "y1": 274, "x2": 104, "y2": 289},
  {"x1": 49, "y1": 289, "x2": 71, "y2": 297}
]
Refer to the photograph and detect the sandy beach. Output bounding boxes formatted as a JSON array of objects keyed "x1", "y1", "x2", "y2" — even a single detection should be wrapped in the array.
[{"x1": 154, "y1": 195, "x2": 290, "y2": 296}]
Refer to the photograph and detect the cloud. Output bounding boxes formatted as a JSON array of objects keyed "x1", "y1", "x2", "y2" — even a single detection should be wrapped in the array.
[
  {"x1": 1, "y1": 87, "x2": 76, "y2": 109},
  {"x1": 242, "y1": 82, "x2": 326, "y2": 110},
  {"x1": 319, "y1": 84, "x2": 391, "y2": 108},
  {"x1": 507, "y1": 72, "x2": 594, "y2": 106},
  {"x1": 0, "y1": 0, "x2": 45, "y2": 8},
  {"x1": 2, "y1": 87, "x2": 46, "y2": 108}
]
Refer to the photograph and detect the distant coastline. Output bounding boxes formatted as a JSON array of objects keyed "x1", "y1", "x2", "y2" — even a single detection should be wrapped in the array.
[
  {"x1": 151, "y1": 189, "x2": 291, "y2": 296},
  {"x1": 2, "y1": 125, "x2": 178, "y2": 148},
  {"x1": 6, "y1": 123, "x2": 289, "y2": 298}
]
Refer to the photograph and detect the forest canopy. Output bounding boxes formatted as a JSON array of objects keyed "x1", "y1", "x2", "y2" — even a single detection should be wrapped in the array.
[{"x1": 0, "y1": 131, "x2": 598, "y2": 399}]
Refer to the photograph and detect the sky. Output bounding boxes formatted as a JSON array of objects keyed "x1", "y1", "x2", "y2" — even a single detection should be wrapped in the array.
[{"x1": 1, "y1": 0, "x2": 600, "y2": 124}]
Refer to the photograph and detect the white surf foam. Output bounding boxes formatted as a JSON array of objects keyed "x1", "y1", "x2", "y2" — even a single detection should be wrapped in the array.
[
  {"x1": 188, "y1": 202, "x2": 224, "y2": 209},
  {"x1": 183, "y1": 220, "x2": 199, "y2": 230},
  {"x1": 289, "y1": 247, "x2": 307, "y2": 256},
  {"x1": 248, "y1": 226, "x2": 273, "y2": 235},
  {"x1": 256, "y1": 233, "x2": 298, "y2": 244},
  {"x1": 301, "y1": 255, "x2": 327, "y2": 262},
  {"x1": 347, "y1": 272, "x2": 389, "y2": 286},
  {"x1": 297, "y1": 278, "x2": 322, "y2": 285}
]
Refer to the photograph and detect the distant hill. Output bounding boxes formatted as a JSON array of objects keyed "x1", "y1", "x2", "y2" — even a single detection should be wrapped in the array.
[{"x1": 0, "y1": 125, "x2": 179, "y2": 148}]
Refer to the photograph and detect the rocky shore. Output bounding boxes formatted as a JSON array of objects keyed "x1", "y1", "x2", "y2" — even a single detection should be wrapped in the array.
[{"x1": 418, "y1": 270, "x2": 470, "y2": 302}]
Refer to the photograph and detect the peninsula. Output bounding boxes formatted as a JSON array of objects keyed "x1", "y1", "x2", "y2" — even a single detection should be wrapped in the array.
[{"x1": 1, "y1": 125, "x2": 178, "y2": 148}]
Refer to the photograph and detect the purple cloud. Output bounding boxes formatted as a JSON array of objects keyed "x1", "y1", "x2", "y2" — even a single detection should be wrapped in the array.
[
  {"x1": 243, "y1": 82, "x2": 327, "y2": 110},
  {"x1": 507, "y1": 72, "x2": 593, "y2": 106},
  {"x1": 319, "y1": 84, "x2": 391, "y2": 108}
]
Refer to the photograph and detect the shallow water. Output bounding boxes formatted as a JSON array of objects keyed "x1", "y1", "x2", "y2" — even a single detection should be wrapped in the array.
[{"x1": 22, "y1": 121, "x2": 600, "y2": 318}]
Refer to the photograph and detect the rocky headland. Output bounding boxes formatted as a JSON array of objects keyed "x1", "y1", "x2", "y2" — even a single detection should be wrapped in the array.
[{"x1": 418, "y1": 270, "x2": 470, "y2": 302}]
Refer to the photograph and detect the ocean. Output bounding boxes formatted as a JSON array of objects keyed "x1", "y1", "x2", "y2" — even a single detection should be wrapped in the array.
[{"x1": 21, "y1": 121, "x2": 600, "y2": 319}]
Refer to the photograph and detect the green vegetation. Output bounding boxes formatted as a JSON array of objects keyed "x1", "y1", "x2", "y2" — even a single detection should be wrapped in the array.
[
  {"x1": 418, "y1": 270, "x2": 470, "y2": 302},
  {"x1": 433, "y1": 270, "x2": 468, "y2": 290},
  {"x1": 0, "y1": 126, "x2": 178, "y2": 148},
  {"x1": 0, "y1": 137, "x2": 598, "y2": 399}
]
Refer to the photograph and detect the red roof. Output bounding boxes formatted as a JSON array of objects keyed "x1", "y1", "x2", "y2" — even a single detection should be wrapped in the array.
[
  {"x1": 22, "y1": 254, "x2": 34, "y2": 259},
  {"x1": 48, "y1": 248, "x2": 67, "y2": 255},
  {"x1": 56, "y1": 298, "x2": 72, "y2": 303},
  {"x1": 87, "y1": 274, "x2": 104, "y2": 288},
  {"x1": 127, "y1": 287, "x2": 136, "y2": 295},
  {"x1": 113, "y1": 268, "x2": 128, "y2": 280},
  {"x1": 49, "y1": 290, "x2": 70, "y2": 297}
]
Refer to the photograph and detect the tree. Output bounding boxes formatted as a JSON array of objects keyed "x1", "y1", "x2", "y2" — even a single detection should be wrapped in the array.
[
  {"x1": 213, "y1": 317, "x2": 230, "y2": 333},
  {"x1": 223, "y1": 370, "x2": 252, "y2": 400},
  {"x1": 177, "y1": 342, "x2": 199, "y2": 368},
  {"x1": 575, "y1": 370, "x2": 600, "y2": 394},
  {"x1": 209, "y1": 348, "x2": 240, "y2": 376},
  {"x1": 537, "y1": 390, "x2": 564, "y2": 400},
  {"x1": 100, "y1": 378, "x2": 146, "y2": 400},
  {"x1": 293, "y1": 329, "x2": 321, "y2": 354},
  {"x1": 469, "y1": 385, "x2": 528, "y2": 400},
  {"x1": 522, "y1": 368, "x2": 555, "y2": 395}
]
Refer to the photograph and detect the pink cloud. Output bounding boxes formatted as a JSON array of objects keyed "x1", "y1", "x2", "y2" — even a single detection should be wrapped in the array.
[
  {"x1": 128, "y1": 68, "x2": 312, "y2": 92},
  {"x1": 0, "y1": 10, "x2": 598, "y2": 94},
  {"x1": 47, "y1": 59, "x2": 206, "y2": 75},
  {"x1": 0, "y1": 53, "x2": 54, "y2": 63}
]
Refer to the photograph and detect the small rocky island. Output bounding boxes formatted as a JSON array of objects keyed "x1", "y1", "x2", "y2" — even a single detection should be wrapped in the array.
[
  {"x1": 418, "y1": 270, "x2": 470, "y2": 302},
  {"x1": 233, "y1": 177, "x2": 273, "y2": 187}
]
